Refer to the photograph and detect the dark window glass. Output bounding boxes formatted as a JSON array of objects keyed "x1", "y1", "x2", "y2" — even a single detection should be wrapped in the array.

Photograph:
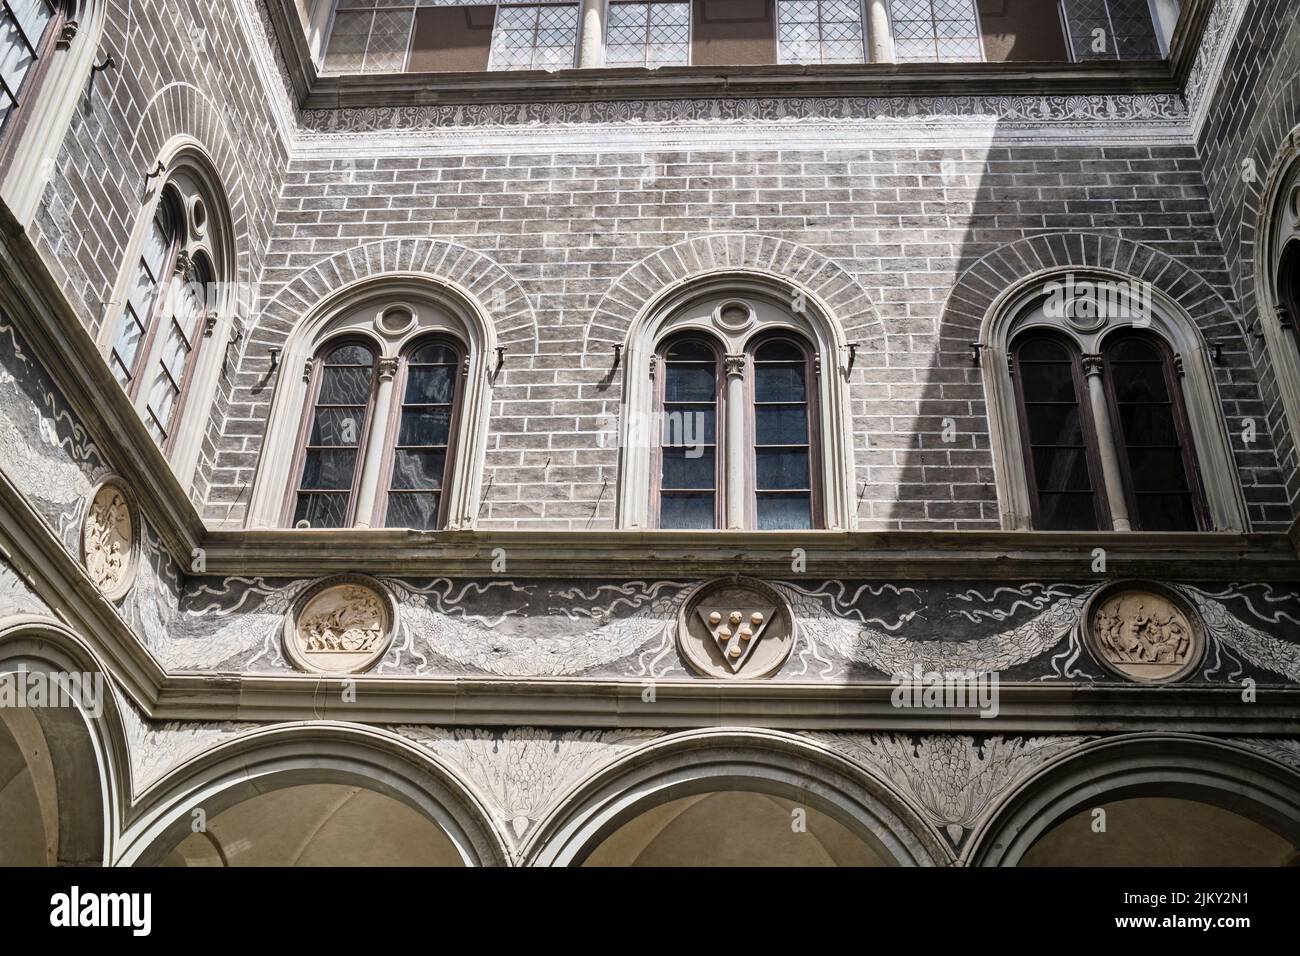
[
  {"x1": 384, "y1": 338, "x2": 461, "y2": 531},
  {"x1": 753, "y1": 338, "x2": 812, "y2": 530},
  {"x1": 1104, "y1": 334, "x2": 1199, "y2": 531},
  {"x1": 293, "y1": 342, "x2": 377, "y2": 528},
  {"x1": 659, "y1": 337, "x2": 718, "y2": 529},
  {"x1": 1013, "y1": 334, "x2": 1102, "y2": 531}
]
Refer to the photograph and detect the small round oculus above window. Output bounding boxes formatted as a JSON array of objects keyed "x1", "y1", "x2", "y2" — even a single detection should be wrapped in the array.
[
  {"x1": 376, "y1": 304, "x2": 416, "y2": 338},
  {"x1": 285, "y1": 576, "x2": 397, "y2": 674},
  {"x1": 1083, "y1": 582, "x2": 1204, "y2": 683},
  {"x1": 81, "y1": 481, "x2": 137, "y2": 601},
  {"x1": 190, "y1": 196, "x2": 207, "y2": 237},
  {"x1": 713, "y1": 299, "x2": 756, "y2": 333}
]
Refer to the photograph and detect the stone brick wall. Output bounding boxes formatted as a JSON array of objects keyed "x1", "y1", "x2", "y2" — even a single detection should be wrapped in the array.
[
  {"x1": 206, "y1": 134, "x2": 1288, "y2": 530},
  {"x1": 24, "y1": 0, "x2": 291, "y2": 509},
  {"x1": 1194, "y1": 0, "x2": 1300, "y2": 513}
]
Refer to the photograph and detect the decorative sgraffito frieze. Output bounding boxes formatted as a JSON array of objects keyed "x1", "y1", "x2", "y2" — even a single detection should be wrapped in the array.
[
  {"x1": 394, "y1": 726, "x2": 663, "y2": 846},
  {"x1": 0, "y1": 316, "x2": 105, "y2": 555},
  {"x1": 81, "y1": 481, "x2": 136, "y2": 601},
  {"x1": 299, "y1": 93, "x2": 1188, "y2": 138},
  {"x1": 118, "y1": 697, "x2": 256, "y2": 796},
  {"x1": 147, "y1": 576, "x2": 1300, "y2": 686},
  {"x1": 0, "y1": 556, "x2": 50, "y2": 619},
  {"x1": 1225, "y1": 737, "x2": 1300, "y2": 776},
  {"x1": 807, "y1": 732, "x2": 1092, "y2": 852},
  {"x1": 1186, "y1": 0, "x2": 1250, "y2": 129}
]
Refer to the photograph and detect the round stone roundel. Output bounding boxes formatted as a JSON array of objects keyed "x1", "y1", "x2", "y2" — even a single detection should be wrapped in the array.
[
  {"x1": 81, "y1": 481, "x2": 136, "y2": 601},
  {"x1": 1085, "y1": 583, "x2": 1203, "y2": 683},
  {"x1": 677, "y1": 577, "x2": 795, "y2": 679},
  {"x1": 285, "y1": 577, "x2": 397, "y2": 674}
]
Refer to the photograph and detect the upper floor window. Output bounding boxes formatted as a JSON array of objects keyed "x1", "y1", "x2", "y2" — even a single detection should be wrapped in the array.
[
  {"x1": 245, "y1": 281, "x2": 496, "y2": 533},
  {"x1": 290, "y1": 332, "x2": 467, "y2": 530},
  {"x1": 889, "y1": 0, "x2": 981, "y2": 63},
  {"x1": 981, "y1": 268, "x2": 1243, "y2": 533},
  {"x1": 316, "y1": 0, "x2": 1170, "y2": 72},
  {"x1": 605, "y1": 1, "x2": 691, "y2": 68},
  {"x1": 324, "y1": 0, "x2": 580, "y2": 73},
  {"x1": 1060, "y1": 0, "x2": 1161, "y2": 61},
  {"x1": 1010, "y1": 328, "x2": 1204, "y2": 532},
  {"x1": 107, "y1": 168, "x2": 225, "y2": 453},
  {"x1": 647, "y1": 296, "x2": 824, "y2": 530},
  {"x1": 0, "y1": 0, "x2": 65, "y2": 163}
]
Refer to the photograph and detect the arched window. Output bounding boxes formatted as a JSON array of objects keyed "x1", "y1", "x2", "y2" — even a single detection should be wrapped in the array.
[
  {"x1": 1010, "y1": 333, "x2": 1106, "y2": 531},
  {"x1": 998, "y1": 284, "x2": 1220, "y2": 533},
  {"x1": 104, "y1": 158, "x2": 232, "y2": 470},
  {"x1": 0, "y1": 1, "x2": 67, "y2": 166},
  {"x1": 248, "y1": 279, "x2": 495, "y2": 533},
  {"x1": 649, "y1": 321, "x2": 822, "y2": 531},
  {"x1": 380, "y1": 336, "x2": 463, "y2": 531},
  {"x1": 1102, "y1": 332, "x2": 1204, "y2": 531},
  {"x1": 620, "y1": 283, "x2": 853, "y2": 530},
  {"x1": 656, "y1": 335, "x2": 721, "y2": 529},
  {"x1": 110, "y1": 190, "x2": 183, "y2": 392},
  {"x1": 751, "y1": 336, "x2": 816, "y2": 530},
  {"x1": 291, "y1": 339, "x2": 379, "y2": 529}
]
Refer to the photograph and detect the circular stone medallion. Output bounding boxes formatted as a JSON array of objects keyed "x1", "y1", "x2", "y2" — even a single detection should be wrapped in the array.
[
  {"x1": 677, "y1": 577, "x2": 795, "y2": 679},
  {"x1": 285, "y1": 576, "x2": 397, "y2": 674},
  {"x1": 1084, "y1": 582, "x2": 1204, "y2": 683},
  {"x1": 81, "y1": 481, "x2": 136, "y2": 601}
]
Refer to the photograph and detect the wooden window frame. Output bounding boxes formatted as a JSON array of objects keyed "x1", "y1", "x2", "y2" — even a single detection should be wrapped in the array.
[
  {"x1": 1100, "y1": 330, "x2": 1209, "y2": 532},
  {"x1": 143, "y1": 249, "x2": 214, "y2": 453},
  {"x1": 114, "y1": 187, "x2": 186, "y2": 400},
  {"x1": 651, "y1": 332, "x2": 725, "y2": 530},
  {"x1": 0, "y1": 0, "x2": 67, "y2": 171},
  {"x1": 374, "y1": 334, "x2": 467, "y2": 531},
  {"x1": 745, "y1": 331, "x2": 822, "y2": 530},
  {"x1": 1010, "y1": 331, "x2": 1110, "y2": 531},
  {"x1": 283, "y1": 336, "x2": 381, "y2": 528}
]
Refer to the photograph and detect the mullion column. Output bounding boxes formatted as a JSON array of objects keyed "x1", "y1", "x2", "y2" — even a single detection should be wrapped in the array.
[
  {"x1": 724, "y1": 352, "x2": 747, "y2": 530},
  {"x1": 1082, "y1": 353, "x2": 1131, "y2": 532},
  {"x1": 353, "y1": 357, "x2": 400, "y2": 528}
]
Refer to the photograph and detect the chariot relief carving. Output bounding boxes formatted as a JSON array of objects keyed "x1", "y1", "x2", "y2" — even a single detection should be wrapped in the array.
[
  {"x1": 1085, "y1": 583, "x2": 1203, "y2": 683},
  {"x1": 285, "y1": 577, "x2": 396, "y2": 674},
  {"x1": 81, "y1": 482, "x2": 135, "y2": 600}
]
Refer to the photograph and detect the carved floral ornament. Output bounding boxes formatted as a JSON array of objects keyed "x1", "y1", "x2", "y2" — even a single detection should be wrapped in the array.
[
  {"x1": 677, "y1": 577, "x2": 795, "y2": 679},
  {"x1": 80, "y1": 481, "x2": 136, "y2": 600},
  {"x1": 284, "y1": 576, "x2": 397, "y2": 674},
  {"x1": 1081, "y1": 581, "x2": 1205, "y2": 683}
]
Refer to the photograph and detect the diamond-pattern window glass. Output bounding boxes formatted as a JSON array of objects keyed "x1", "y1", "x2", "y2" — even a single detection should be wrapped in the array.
[
  {"x1": 323, "y1": 2, "x2": 416, "y2": 73},
  {"x1": 777, "y1": 0, "x2": 864, "y2": 65},
  {"x1": 1061, "y1": 0, "x2": 1160, "y2": 61},
  {"x1": 887, "y1": 0, "x2": 981, "y2": 63},
  {"x1": 488, "y1": 3, "x2": 579, "y2": 70},
  {"x1": 606, "y1": 2, "x2": 690, "y2": 68}
]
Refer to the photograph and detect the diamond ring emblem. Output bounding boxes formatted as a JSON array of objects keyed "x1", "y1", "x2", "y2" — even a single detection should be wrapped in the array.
[{"x1": 697, "y1": 606, "x2": 776, "y2": 673}]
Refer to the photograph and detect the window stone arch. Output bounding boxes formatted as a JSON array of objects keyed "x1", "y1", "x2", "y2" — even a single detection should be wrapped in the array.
[
  {"x1": 96, "y1": 137, "x2": 237, "y2": 490},
  {"x1": 957, "y1": 251, "x2": 1248, "y2": 531},
  {"x1": 617, "y1": 273, "x2": 857, "y2": 530},
  {"x1": 246, "y1": 273, "x2": 497, "y2": 531}
]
